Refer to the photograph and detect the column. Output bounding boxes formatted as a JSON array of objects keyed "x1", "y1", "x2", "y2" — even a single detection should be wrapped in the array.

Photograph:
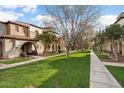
[
  {"x1": 121, "y1": 41, "x2": 124, "y2": 56},
  {"x1": 117, "y1": 42, "x2": 119, "y2": 54},
  {"x1": 50, "y1": 44, "x2": 52, "y2": 52},
  {"x1": 56, "y1": 44, "x2": 58, "y2": 53},
  {"x1": 54, "y1": 44, "x2": 56, "y2": 52}
]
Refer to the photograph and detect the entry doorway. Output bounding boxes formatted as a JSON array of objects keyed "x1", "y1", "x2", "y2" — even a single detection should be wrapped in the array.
[{"x1": 20, "y1": 42, "x2": 37, "y2": 56}]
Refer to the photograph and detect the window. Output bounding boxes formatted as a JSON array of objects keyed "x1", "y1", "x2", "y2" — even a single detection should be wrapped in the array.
[
  {"x1": 22, "y1": 27, "x2": 25, "y2": 33},
  {"x1": 15, "y1": 25, "x2": 19, "y2": 32},
  {"x1": 35, "y1": 30, "x2": 39, "y2": 37}
]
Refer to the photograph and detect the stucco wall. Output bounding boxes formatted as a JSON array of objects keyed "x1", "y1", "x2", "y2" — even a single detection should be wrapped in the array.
[
  {"x1": 35, "y1": 41, "x2": 44, "y2": 54},
  {"x1": 0, "y1": 39, "x2": 4, "y2": 58},
  {"x1": 29, "y1": 26, "x2": 43, "y2": 39},
  {"x1": 0, "y1": 23, "x2": 6, "y2": 36},
  {"x1": 3, "y1": 38, "x2": 45, "y2": 58},
  {"x1": 117, "y1": 18, "x2": 124, "y2": 56},
  {"x1": 2, "y1": 38, "x2": 65, "y2": 58},
  {"x1": 116, "y1": 18, "x2": 124, "y2": 26},
  {"x1": 8, "y1": 23, "x2": 29, "y2": 37},
  {"x1": 4, "y1": 39, "x2": 14, "y2": 58},
  {"x1": 4, "y1": 39, "x2": 28, "y2": 58},
  {"x1": 0, "y1": 22, "x2": 66, "y2": 58},
  {"x1": 105, "y1": 43, "x2": 111, "y2": 52}
]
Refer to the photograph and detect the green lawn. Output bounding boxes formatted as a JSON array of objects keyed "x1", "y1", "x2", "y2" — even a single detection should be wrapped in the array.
[
  {"x1": 0, "y1": 57, "x2": 32, "y2": 64},
  {"x1": 107, "y1": 66, "x2": 124, "y2": 87},
  {"x1": 95, "y1": 51, "x2": 124, "y2": 87},
  {"x1": 95, "y1": 51, "x2": 110, "y2": 59},
  {"x1": 47, "y1": 52, "x2": 64, "y2": 56},
  {"x1": 0, "y1": 51, "x2": 90, "y2": 88}
]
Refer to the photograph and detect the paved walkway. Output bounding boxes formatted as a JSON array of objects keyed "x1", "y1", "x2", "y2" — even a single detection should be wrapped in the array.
[
  {"x1": 103, "y1": 62, "x2": 124, "y2": 67},
  {"x1": 90, "y1": 50, "x2": 121, "y2": 88},
  {"x1": 0, "y1": 51, "x2": 76, "y2": 70}
]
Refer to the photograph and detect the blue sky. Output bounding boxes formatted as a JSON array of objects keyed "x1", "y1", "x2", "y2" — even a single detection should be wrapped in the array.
[
  {"x1": 0, "y1": 5, "x2": 124, "y2": 28},
  {"x1": 0, "y1": 5, "x2": 47, "y2": 26},
  {"x1": 102, "y1": 5, "x2": 124, "y2": 15}
]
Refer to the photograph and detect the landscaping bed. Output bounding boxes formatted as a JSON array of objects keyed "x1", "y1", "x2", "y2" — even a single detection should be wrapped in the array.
[{"x1": 0, "y1": 51, "x2": 90, "y2": 88}]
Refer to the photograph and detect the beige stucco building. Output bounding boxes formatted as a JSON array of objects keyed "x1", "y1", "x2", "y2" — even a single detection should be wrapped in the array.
[
  {"x1": 0, "y1": 21, "x2": 65, "y2": 59},
  {"x1": 97, "y1": 12, "x2": 124, "y2": 56},
  {"x1": 114, "y1": 12, "x2": 124, "y2": 56}
]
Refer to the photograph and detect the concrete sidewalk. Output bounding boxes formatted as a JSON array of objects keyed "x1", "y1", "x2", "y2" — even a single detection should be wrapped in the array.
[
  {"x1": 90, "y1": 50, "x2": 121, "y2": 88},
  {"x1": 0, "y1": 51, "x2": 76, "y2": 70},
  {"x1": 103, "y1": 62, "x2": 124, "y2": 67}
]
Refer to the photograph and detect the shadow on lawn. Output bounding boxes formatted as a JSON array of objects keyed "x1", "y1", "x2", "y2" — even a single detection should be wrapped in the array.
[{"x1": 37, "y1": 54, "x2": 90, "y2": 88}]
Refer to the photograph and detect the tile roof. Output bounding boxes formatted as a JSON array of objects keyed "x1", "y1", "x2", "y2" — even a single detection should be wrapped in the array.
[{"x1": 115, "y1": 12, "x2": 124, "y2": 24}]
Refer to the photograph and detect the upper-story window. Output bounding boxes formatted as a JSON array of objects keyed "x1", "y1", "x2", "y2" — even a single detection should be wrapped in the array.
[
  {"x1": 35, "y1": 30, "x2": 39, "y2": 37},
  {"x1": 22, "y1": 27, "x2": 26, "y2": 33},
  {"x1": 15, "y1": 25, "x2": 19, "y2": 32}
]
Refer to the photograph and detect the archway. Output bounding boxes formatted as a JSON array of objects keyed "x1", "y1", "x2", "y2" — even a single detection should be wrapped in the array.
[{"x1": 20, "y1": 42, "x2": 37, "y2": 56}]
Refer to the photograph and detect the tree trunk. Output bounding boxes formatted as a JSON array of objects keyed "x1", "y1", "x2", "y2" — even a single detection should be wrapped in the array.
[
  {"x1": 112, "y1": 42, "x2": 118, "y2": 62},
  {"x1": 81, "y1": 48, "x2": 84, "y2": 52},
  {"x1": 77, "y1": 47, "x2": 80, "y2": 52},
  {"x1": 43, "y1": 44, "x2": 48, "y2": 55},
  {"x1": 65, "y1": 46, "x2": 69, "y2": 59}
]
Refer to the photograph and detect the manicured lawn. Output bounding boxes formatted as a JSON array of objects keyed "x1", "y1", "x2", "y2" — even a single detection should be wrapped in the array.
[
  {"x1": 106, "y1": 66, "x2": 124, "y2": 87},
  {"x1": 47, "y1": 52, "x2": 64, "y2": 56},
  {"x1": 0, "y1": 57, "x2": 32, "y2": 64},
  {"x1": 95, "y1": 52, "x2": 111, "y2": 61},
  {"x1": 0, "y1": 51, "x2": 90, "y2": 88},
  {"x1": 95, "y1": 51, "x2": 124, "y2": 87},
  {"x1": 95, "y1": 51, "x2": 110, "y2": 59}
]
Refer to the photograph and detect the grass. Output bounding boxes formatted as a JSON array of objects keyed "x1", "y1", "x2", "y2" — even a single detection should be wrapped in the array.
[
  {"x1": 0, "y1": 51, "x2": 90, "y2": 88},
  {"x1": 95, "y1": 51, "x2": 124, "y2": 87},
  {"x1": 47, "y1": 52, "x2": 64, "y2": 56},
  {"x1": 0, "y1": 57, "x2": 32, "y2": 64},
  {"x1": 95, "y1": 52, "x2": 109, "y2": 59},
  {"x1": 106, "y1": 66, "x2": 124, "y2": 87}
]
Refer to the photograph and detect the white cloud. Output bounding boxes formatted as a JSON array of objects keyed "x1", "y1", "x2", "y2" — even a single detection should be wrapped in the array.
[
  {"x1": 0, "y1": 5, "x2": 38, "y2": 13},
  {"x1": 0, "y1": 11, "x2": 23, "y2": 22},
  {"x1": 36, "y1": 15, "x2": 52, "y2": 21},
  {"x1": 0, "y1": 5, "x2": 19, "y2": 10},
  {"x1": 97, "y1": 15, "x2": 117, "y2": 30},
  {"x1": 22, "y1": 5, "x2": 37, "y2": 13},
  {"x1": 5, "y1": 10, "x2": 24, "y2": 17},
  {"x1": 0, "y1": 6, "x2": 24, "y2": 22},
  {"x1": 31, "y1": 15, "x2": 53, "y2": 26},
  {"x1": 31, "y1": 14, "x2": 118, "y2": 29}
]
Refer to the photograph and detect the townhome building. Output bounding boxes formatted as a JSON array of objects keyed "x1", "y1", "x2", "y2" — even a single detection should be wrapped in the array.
[
  {"x1": 0, "y1": 21, "x2": 65, "y2": 59},
  {"x1": 99, "y1": 12, "x2": 124, "y2": 56},
  {"x1": 114, "y1": 12, "x2": 124, "y2": 56}
]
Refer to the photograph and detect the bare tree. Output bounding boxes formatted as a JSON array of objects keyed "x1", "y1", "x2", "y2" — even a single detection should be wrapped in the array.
[
  {"x1": 43, "y1": 5, "x2": 101, "y2": 58},
  {"x1": 73, "y1": 25, "x2": 95, "y2": 51}
]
